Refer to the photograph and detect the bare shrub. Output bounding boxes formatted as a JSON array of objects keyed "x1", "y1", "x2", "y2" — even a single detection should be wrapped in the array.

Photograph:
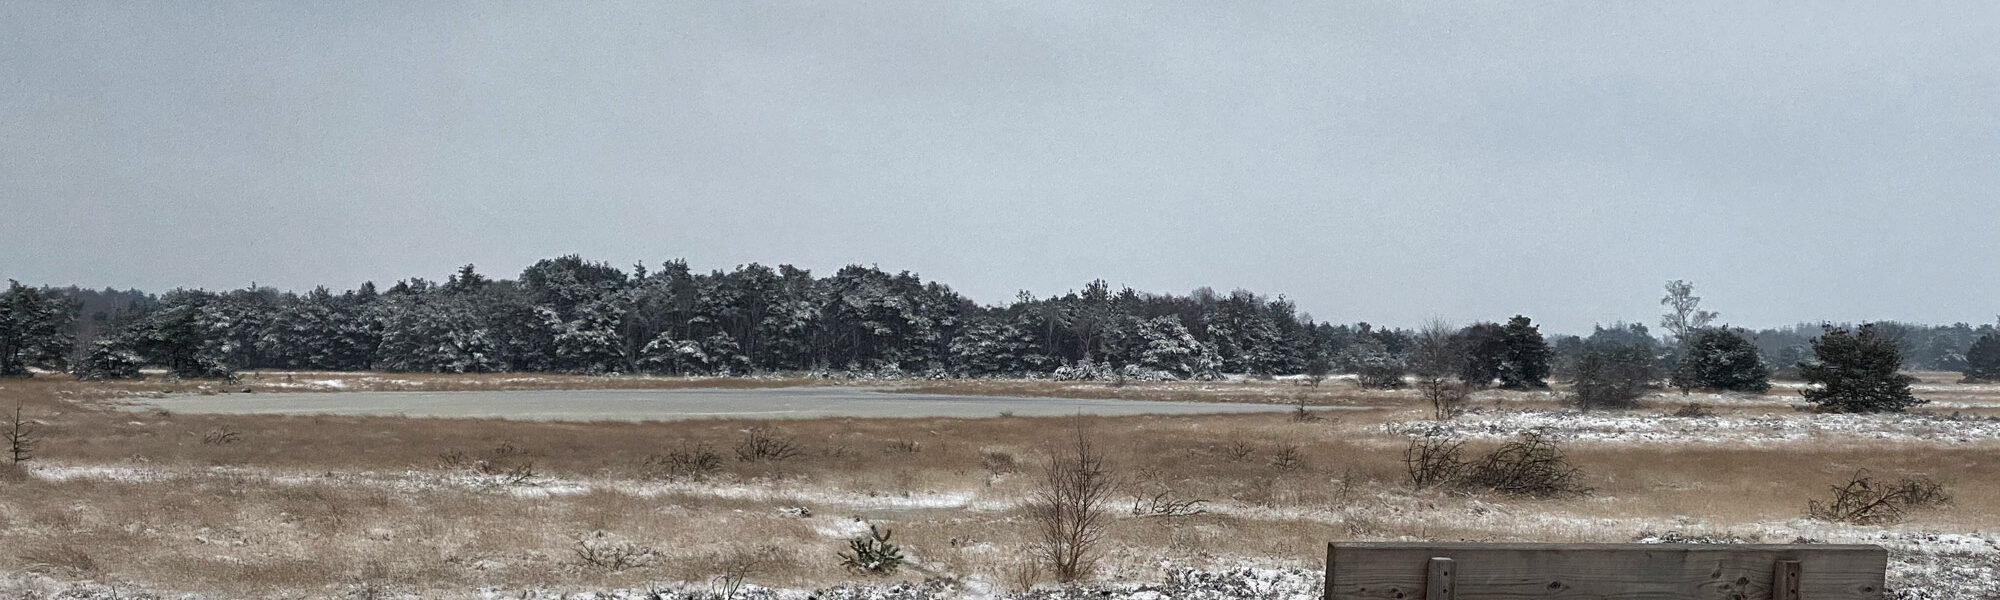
[
  {"x1": 1671, "y1": 402, "x2": 1714, "y2": 418},
  {"x1": 883, "y1": 439, "x2": 922, "y2": 454},
  {"x1": 1303, "y1": 356, "x2": 1333, "y2": 388},
  {"x1": 704, "y1": 545, "x2": 780, "y2": 598},
  {"x1": 1418, "y1": 378, "x2": 1470, "y2": 421},
  {"x1": 1807, "y1": 470, "x2": 1952, "y2": 525},
  {"x1": 1004, "y1": 556, "x2": 1044, "y2": 592},
  {"x1": 1289, "y1": 398, "x2": 1324, "y2": 423},
  {"x1": 1221, "y1": 440, "x2": 1257, "y2": 462},
  {"x1": 642, "y1": 443, "x2": 723, "y2": 481},
  {"x1": 735, "y1": 427, "x2": 803, "y2": 462},
  {"x1": 837, "y1": 524, "x2": 905, "y2": 576},
  {"x1": 439, "y1": 442, "x2": 538, "y2": 486},
  {"x1": 572, "y1": 530, "x2": 659, "y2": 571},
  {"x1": 1403, "y1": 427, "x2": 1466, "y2": 490},
  {"x1": 1269, "y1": 444, "x2": 1304, "y2": 472},
  {"x1": 1129, "y1": 492, "x2": 1207, "y2": 517},
  {"x1": 19, "y1": 543, "x2": 96, "y2": 575},
  {"x1": 1464, "y1": 433, "x2": 1590, "y2": 498},
  {"x1": 1411, "y1": 320, "x2": 1469, "y2": 420},
  {"x1": 1031, "y1": 424, "x2": 1114, "y2": 583},
  {"x1": 202, "y1": 428, "x2": 242, "y2": 445},
  {"x1": 980, "y1": 449, "x2": 1019, "y2": 475}
]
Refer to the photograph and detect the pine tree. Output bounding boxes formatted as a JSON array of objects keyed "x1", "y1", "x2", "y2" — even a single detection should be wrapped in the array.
[
  {"x1": 1135, "y1": 316, "x2": 1216, "y2": 380},
  {"x1": 0, "y1": 281, "x2": 78, "y2": 377},
  {"x1": 1570, "y1": 327, "x2": 1661, "y2": 409},
  {"x1": 1799, "y1": 324, "x2": 1923, "y2": 413},
  {"x1": 127, "y1": 290, "x2": 236, "y2": 380},
  {"x1": 1670, "y1": 328, "x2": 1772, "y2": 393},
  {"x1": 1961, "y1": 334, "x2": 2000, "y2": 384},
  {"x1": 1497, "y1": 315, "x2": 1551, "y2": 390},
  {"x1": 75, "y1": 337, "x2": 144, "y2": 380},
  {"x1": 1455, "y1": 322, "x2": 1506, "y2": 386}
]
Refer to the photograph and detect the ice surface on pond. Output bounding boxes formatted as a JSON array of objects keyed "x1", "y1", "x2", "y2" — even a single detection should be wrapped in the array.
[{"x1": 126, "y1": 387, "x2": 1349, "y2": 422}]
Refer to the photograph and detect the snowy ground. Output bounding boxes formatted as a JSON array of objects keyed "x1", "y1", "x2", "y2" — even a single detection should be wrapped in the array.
[{"x1": 13, "y1": 462, "x2": 1999, "y2": 600}]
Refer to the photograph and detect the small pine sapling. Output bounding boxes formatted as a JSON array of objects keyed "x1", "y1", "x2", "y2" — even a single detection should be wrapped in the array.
[{"x1": 838, "y1": 524, "x2": 905, "y2": 576}]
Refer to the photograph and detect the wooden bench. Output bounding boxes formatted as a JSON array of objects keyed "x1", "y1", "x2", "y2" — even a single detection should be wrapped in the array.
[{"x1": 1325, "y1": 542, "x2": 1888, "y2": 600}]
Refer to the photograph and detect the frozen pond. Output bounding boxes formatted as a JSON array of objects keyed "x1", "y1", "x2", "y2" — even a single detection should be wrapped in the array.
[{"x1": 129, "y1": 387, "x2": 1343, "y2": 421}]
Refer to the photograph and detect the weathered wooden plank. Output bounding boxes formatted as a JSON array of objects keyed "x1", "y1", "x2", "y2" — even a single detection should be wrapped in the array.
[
  {"x1": 1327, "y1": 542, "x2": 1887, "y2": 600},
  {"x1": 1426, "y1": 557, "x2": 1454, "y2": 600},
  {"x1": 1773, "y1": 559, "x2": 1802, "y2": 600}
]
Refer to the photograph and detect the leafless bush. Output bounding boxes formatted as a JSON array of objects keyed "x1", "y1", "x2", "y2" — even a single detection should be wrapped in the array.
[
  {"x1": 1031, "y1": 424, "x2": 1114, "y2": 583},
  {"x1": 642, "y1": 442, "x2": 723, "y2": 481},
  {"x1": 1464, "y1": 433, "x2": 1590, "y2": 498},
  {"x1": 1129, "y1": 492, "x2": 1207, "y2": 517},
  {"x1": 706, "y1": 545, "x2": 779, "y2": 598},
  {"x1": 1004, "y1": 555, "x2": 1044, "y2": 592},
  {"x1": 573, "y1": 530, "x2": 659, "y2": 571},
  {"x1": 1269, "y1": 444, "x2": 1304, "y2": 472},
  {"x1": 980, "y1": 449, "x2": 1018, "y2": 475},
  {"x1": 1411, "y1": 319, "x2": 1468, "y2": 420},
  {"x1": 202, "y1": 428, "x2": 241, "y2": 445},
  {"x1": 883, "y1": 439, "x2": 922, "y2": 454},
  {"x1": 1222, "y1": 440, "x2": 1257, "y2": 462},
  {"x1": 1671, "y1": 402, "x2": 1714, "y2": 418},
  {"x1": 735, "y1": 427, "x2": 803, "y2": 462},
  {"x1": 1417, "y1": 378, "x2": 1470, "y2": 421},
  {"x1": 1403, "y1": 427, "x2": 1466, "y2": 490},
  {"x1": 19, "y1": 544, "x2": 96, "y2": 575},
  {"x1": 1289, "y1": 398, "x2": 1324, "y2": 423},
  {"x1": 439, "y1": 442, "x2": 538, "y2": 486},
  {"x1": 1807, "y1": 470, "x2": 1952, "y2": 525}
]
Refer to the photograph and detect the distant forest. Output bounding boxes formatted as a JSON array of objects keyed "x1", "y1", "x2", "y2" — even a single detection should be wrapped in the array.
[{"x1": 2, "y1": 256, "x2": 1996, "y2": 380}]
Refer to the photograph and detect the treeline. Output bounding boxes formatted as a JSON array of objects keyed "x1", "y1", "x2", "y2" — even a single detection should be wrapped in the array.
[
  {"x1": 2, "y1": 257, "x2": 1407, "y2": 380},
  {"x1": 0, "y1": 258, "x2": 1994, "y2": 384}
]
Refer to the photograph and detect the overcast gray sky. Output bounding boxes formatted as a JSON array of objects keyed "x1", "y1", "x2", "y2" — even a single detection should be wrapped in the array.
[{"x1": 3, "y1": 2, "x2": 1995, "y2": 333}]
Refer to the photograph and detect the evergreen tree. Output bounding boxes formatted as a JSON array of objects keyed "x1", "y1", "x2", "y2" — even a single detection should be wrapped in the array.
[
  {"x1": 1497, "y1": 315, "x2": 1551, "y2": 389},
  {"x1": 1961, "y1": 334, "x2": 2000, "y2": 384},
  {"x1": 1569, "y1": 326, "x2": 1662, "y2": 409},
  {"x1": 1455, "y1": 322, "x2": 1506, "y2": 386},
  {"x1": 74, "y1": 336, "x2": 144, "y2": 380},
  {"x1": 0, "y1": 281, "x2": 77, "y2": 377},
  {"x1": 1340, "y1": 339, "x2": 1407, "y2": 389},
  {"x1": 1134, "y1": 315, "x2": 1216, "y2": 379},
  {"x1": 1670, "y1": 328, "x2": 1772, "y2": 393},
  {"x1": 124, "y1": 290, "x2": 236, "y2": 379},
  {"x1": 1799, "y1": 324, "x2": 1923, "y2": 413}
]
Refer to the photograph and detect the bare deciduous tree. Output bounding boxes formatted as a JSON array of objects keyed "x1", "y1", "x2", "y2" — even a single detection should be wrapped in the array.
[
  {"x1": 1411, "y1": 320, "x2": 1469, "y2": 420},
  {"x1": 1031, "y1": 423, "x2": 1114, "y2": 583},
  {"x1": 1659, "y1": 280, "x2": 1719, "y2": 342}
]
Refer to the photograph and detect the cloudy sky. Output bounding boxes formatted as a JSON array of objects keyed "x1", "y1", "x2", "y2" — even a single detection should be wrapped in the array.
[{"x1": 3, "y1": 2, "x2": 1995, "y2": 333}]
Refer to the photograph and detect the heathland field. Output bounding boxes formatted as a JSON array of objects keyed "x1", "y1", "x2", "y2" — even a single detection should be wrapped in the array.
[{"x1": 2, "y1": 372, "x2": 1997, "y2": 599}]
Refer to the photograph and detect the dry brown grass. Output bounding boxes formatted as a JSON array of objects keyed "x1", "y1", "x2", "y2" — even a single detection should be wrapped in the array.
[{"x1": 2, "y1": 372, "x2": 1998, "y2": 597}]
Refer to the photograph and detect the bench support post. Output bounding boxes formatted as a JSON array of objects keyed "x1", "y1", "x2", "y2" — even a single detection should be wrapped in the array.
[
  {"x1": 1427, "y1": 557, "x2": 1455, "y2": 600},
  {"x1": 1773, "y1": 559, "x2": 1801, "y2": 600}
]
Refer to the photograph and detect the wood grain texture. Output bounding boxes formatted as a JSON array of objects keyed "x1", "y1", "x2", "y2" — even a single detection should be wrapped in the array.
[
  {"x1": 1774, "y1": 560, "x2": 1802, "y2": 600},
  {"x1": 1427, "y1": 557, "x2": 1455, "y2": 600},
  {"x1": 1327, "y1": 543, "x2": 1887, "y2": 600}
]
